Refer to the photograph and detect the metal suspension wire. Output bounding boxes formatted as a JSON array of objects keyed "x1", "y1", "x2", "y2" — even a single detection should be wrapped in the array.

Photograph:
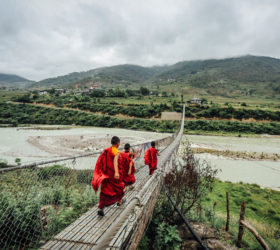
[{"x1": 163, "y1": 186, "x2": 209, "y2": 250}]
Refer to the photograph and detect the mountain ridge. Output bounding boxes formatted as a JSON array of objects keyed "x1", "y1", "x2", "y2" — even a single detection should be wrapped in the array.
[
  {"x1": 3, "y1": 55, "x2": 280, "y2": 98},
  {"x1": 0, "y1": 73, "x2": 34, "y2": 89}
]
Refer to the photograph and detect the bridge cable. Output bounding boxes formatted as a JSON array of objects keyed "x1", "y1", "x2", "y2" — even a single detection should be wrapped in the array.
[{"x1": 163, "y1": 185, "x2": 209, "y2": 250}]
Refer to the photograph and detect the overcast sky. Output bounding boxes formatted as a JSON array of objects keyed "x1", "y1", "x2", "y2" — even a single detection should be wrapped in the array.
[{"x1": 0, "y1": 0, "x2": 280, "y2": 81}]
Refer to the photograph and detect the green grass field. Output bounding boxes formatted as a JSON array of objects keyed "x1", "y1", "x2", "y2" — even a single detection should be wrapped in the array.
[{"x1": 199, "y1": 180, "x2": 280, "y2": 249}]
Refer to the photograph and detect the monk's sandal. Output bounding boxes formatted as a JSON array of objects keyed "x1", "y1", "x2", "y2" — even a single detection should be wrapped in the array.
[
  {"x1": 117, "y1": 198, "x2": 126, "y2": 206},
  {"x1": 97, "y1": 210, "x2": 104, "y2": 216}
]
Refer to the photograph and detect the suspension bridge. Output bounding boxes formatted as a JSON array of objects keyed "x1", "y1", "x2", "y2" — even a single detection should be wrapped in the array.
[{"x1": 0, "y1": 106, "x2": 186, "y2": 250}]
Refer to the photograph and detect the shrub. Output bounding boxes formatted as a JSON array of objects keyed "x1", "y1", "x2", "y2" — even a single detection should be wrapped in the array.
[
  {"x1": 0, "y1": 191, "x2": 42, "y2": 249},
  {"x1": 37, "y1": 165, "x2": 69, "y2": 180},
  {"x1": 153, "y1": 222, "x2": 182, "y2": 250},
  {"x1": 76, "y1": 170, "x2": 93, "y2": 185},
  {"x1": 0, "y1": 159, "x2": 8, "y2": 168}
]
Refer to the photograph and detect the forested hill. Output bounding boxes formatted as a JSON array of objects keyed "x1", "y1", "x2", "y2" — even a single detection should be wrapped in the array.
[
  {"x1": 32, "y1": 64, "x2": 168, "y2": 89},
  {"x1": 0, "y1": 73, "x2": 34, "y2": 89},
  {"x1": 153, "y1": 55, "x2": 280, "y2": 83},
  {"x1": 149, "y1": 55, "x2": 280, "y2": 98},
  {"x1": 150, "y1": 55, "x2": 280, "y2": 87},
  {"x1": 31, "y1": 55, "x2": 280, "y2": 97}
]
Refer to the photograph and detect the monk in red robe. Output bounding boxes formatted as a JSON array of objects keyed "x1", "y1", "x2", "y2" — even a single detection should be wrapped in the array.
[
  {"x1": 121, "y1": 143, "x2": 136, "y2": 190},
  {"x1": 92, "y1": 136, "x2": 126, "y2": 216},
  {"x1": 144, "y1": 141, "x2": 160, "y2": 175}
]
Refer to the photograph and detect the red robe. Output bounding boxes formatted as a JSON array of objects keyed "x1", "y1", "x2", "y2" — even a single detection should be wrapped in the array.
[
  {"x1": 121, "y1": 151, "x2": 136, "y2": 186},
  {"x1": 146, "y1": 147, "x2": 158, "y2": 175},
  {"x1": 92, "y1": 147, "x2": 125, "y2": 209}
]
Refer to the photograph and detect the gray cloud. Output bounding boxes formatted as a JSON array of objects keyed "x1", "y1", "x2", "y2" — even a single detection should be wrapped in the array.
[{"x1": 0, "y1": 0, "x2": 280, "y2": 80}]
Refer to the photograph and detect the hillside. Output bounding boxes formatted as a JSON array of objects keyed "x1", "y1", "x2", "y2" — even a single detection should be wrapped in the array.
[
  {"x1": 32, "y1": 64, "x2": 167, "y2": 89},
  {"x1": 0, "y1": 73, "x2": 34, "y2": 89},
  {"x1": 149, "y1": 55, "x2": 280, "y2": 98},
  {"x1": 30, "y1": 55, "x2": 280, "y2": 99}
]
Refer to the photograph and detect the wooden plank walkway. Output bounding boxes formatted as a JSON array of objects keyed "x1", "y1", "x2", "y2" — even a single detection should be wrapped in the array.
[{"x1": 40, "y1": 162, "x2": 154, "y2": 249}]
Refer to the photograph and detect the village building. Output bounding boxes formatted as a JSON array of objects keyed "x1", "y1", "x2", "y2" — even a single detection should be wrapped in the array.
[
  {"x1": 39, "y1": 90, "x2": 48, "y2": 95},
  {"x1": 89, "y1": 84, "x2": 101, "y2": 91},
  {"x1": 55, "y1": 89, "x2": 65, "y2": 94},
  {"x1": 188, "y1": 97, "x2": 202, "y2": 105}
]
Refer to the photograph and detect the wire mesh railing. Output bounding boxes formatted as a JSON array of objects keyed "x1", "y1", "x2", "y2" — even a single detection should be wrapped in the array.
[{"x1": 0, "y1": 133, "x2": 176, "y2": 249}]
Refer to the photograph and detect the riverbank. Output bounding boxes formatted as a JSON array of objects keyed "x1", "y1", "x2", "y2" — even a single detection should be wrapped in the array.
[
  {"x1": 182, "y1": 135, "x2": 280, "y2": 191},
  {"x1": 0, "y1": 126, "x2": 167, "y2": 165},
  {"x1": 192, "y1": 148, "x2": 280, "y2": 161}
]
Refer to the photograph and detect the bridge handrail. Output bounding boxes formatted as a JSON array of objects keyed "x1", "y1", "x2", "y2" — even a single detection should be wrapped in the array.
[{"x1": 94, "y1": 105, "x2": 185, "y2": 250}]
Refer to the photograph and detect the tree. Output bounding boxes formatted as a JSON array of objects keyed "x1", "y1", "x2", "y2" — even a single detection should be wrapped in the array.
[
  {"x1": 48, "y1": 88, "x2": 55, "y2": 95},
  {"x1": 15, "y1": 158, "x2": 21, "y2": 166},
  {"x1": 201, "y1": 98, "x2": 208, "y2": 104},
  {"x1": 90, "y1": 90, "x2": 105, "y2": 97},
  {"x1": 140, "y1": 87, "x2": 150, "y2": 96},
  {"x1": 16, "y1": 93, "x2": 32, "y2": 103},
  {"x1": 164, "y1": 142, "x2": 217, "y2": 223}
]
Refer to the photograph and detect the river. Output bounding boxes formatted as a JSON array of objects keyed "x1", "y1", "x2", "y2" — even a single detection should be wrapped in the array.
[
  {"x1": 1, "y1": 127, "x2": 279, "y2": 190},
  {"x1": 185, "y1": 134, "x2": 280, "y2": 191},
  {"x1": 0, "y1": 126, "x2": 167, "y2": 166}
]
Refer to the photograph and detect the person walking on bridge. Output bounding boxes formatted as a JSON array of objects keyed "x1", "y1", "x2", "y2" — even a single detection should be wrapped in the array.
[
  {"x1": 121, "y1": 143, "x2": 136, "y2": 190},
  {"x1": 144, "y1": 141, "x2": 160, "y2": 175},
  {"x1": 92, "y1": 136, "x2": 126, "y2": 216}
]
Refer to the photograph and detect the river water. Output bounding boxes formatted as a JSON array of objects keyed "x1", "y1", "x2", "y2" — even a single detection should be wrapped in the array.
[
  {"x1": 0, "y1": 126, "x2": 167, "y2": 166},
  {"x1": 184, "y1": 135, "x2": 280, "y2": 190},
  {"x1": 1, "y1": 127, "x2": 279, "y2": 190}
]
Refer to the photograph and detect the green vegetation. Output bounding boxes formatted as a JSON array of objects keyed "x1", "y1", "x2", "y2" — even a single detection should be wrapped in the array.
[
  {"x1": 0, "y1": 165, "x2": 97, "y2": 249},
  {"x1": 184, "y1": 104, "x2": 280, "y2": 121},
  {"x1": 14, "y1": 90, "x2": 280, "y2": 121},
  {"x1": 68, "y1": 102, "x2": 168, "y2": 118},
  {"x1": 0, "y1": 73, "x2": 33, "y2": 89},
  {"x1": 38, "y1": 164, "x2": 69, "y2": 180},
  {"x1": 203, "y1": 180, "x2": 280, "y2": 228},
  {"x1": 1, "y1": 102, "x2": 280, "y2": 134},
  {"x1": 185, "y1": 119, "x2": 280, "y2": 135},
  {"x1": 141, "y1": 181, "x2": 280, "y2": 250},
  {"x1": 139, "y1": 179, "x2": 280, "y2": 250},
  {"x1": 32, "y1": 64, "x2": 166, "y2": 89},
  {"x1": 0, "y1": 159, "x2": 8, "y2": 168},
  {"x1": 149, "y1": 55, "x2": 280, "y2": 99},
  {"x1": 200, "y1": 180, "x2": 280, "y2": 249},
  {"x1": 0, "y1": 102, "x2": 179, "y2": 132},
  {"x1": 0, "y1": 89, "x2": 27, "y2": 102}
]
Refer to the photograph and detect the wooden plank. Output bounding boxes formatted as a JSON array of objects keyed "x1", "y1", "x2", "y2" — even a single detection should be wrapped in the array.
[
  {"x1": 48, "y1": 240, "x2": 64, "y2": 249},
  {"x1": 69, "y1": 207, "x2": 121, "y2": 243},
  {"x1": 40, "y1": 240, "x2": 59, "y2": 249},
  {"x1": 57, "y1": 242, "x2": 72, "y2": 250}
]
